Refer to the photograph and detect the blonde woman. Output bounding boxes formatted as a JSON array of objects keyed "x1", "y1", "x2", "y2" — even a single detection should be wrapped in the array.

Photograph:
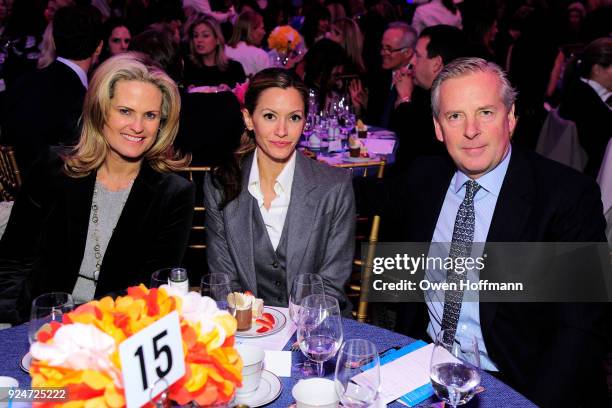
[
  {"x1": 225, "y1": 10, "x2": 270, "y2": 76},
  {"x1": 184, "y1": 14, "x2": 246, "y2": 88},
  {"x1": 0, "y1": 53, "x2": 194, "y2": 322},
  {"x1": 327, "y1": 17, "x2": 365, "y2": 74}
]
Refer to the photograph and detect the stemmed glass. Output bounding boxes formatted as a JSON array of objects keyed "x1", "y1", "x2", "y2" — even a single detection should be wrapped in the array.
[
  {"x1": 297, "y1": 294, "x2": 343, "y2": 377},
  {"x1": 334, "y1": 339, "x2": 380, "y2": 408},
  {"x1": 289, "y1": 273, "x2": 325, "y2": 325},
  {"x1": 28, "y1": 292, "x2": 74, "y2": 345},
  {"x1": 200, "y1": 273, "x2": 232, "y2": 310},
  {"x1": 430, "y1": 329, "x2": 481, "y2": 408}
]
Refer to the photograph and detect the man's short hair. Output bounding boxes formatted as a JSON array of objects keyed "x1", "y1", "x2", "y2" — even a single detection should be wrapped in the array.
[
  {"x1": 420, "y1": 24, "x2": 468, "y2": 65},
  {"x1": 386, "y1": 21, "x2": 418, "y2": 49},
  {"x1": 53, "y1": 5, "x2": 103, "y2": 60},
  {"x1": 431, "y1": 57, "x2": 518, "y2": 117}
]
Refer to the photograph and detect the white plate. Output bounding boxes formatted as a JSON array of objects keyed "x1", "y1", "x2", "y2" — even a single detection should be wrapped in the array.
[
  {"x1": 20, "y1": 352, "x2": 31, "y2": 373},
  {"x1": 234, "y1": 370, "x2": 282, "y2": 407},
  {"x1": 342, "y1": 153, "x2": 379, "y2": 163},
  {"x1": 235, "y1": 307, "x2": 286, "y2": 338}
]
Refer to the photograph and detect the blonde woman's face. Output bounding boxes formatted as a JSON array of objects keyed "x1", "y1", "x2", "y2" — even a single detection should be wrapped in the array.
[
  {"x1": 192, "y1": 23, "x2": 217, "y2": 57},
  {"x1": 103, "y1": 80, "x2": 162, "y2": 164},
  {"x1": 251, "y1": 20, "x2": 266, "y2": 46}
]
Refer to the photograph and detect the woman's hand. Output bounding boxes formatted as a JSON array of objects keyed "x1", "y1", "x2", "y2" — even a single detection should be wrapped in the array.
[{"x1": 349, "y1": 79, "x2": 368, "y2": 116}]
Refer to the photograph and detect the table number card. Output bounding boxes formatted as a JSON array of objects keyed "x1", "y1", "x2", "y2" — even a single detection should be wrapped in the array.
[{"x1": 119, "y1": 311, "x2": 185, "y2": 408}]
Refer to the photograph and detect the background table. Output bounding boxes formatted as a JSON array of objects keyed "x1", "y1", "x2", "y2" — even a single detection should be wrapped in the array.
[{"x1": 0, "y1": 319, "x2": 536, "y2": 407}]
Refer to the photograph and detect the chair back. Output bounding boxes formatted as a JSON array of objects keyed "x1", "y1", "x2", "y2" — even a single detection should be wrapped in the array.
[
  {"x1": 177, "y1": 166, "x2": 212, "y2": 276},
  {"x1": 536, "y1": 109, "x2": 587, "y2": 171},
  {"x1": 335, "y1": 159, "x2": 386, "y2": 178},
  {"x1": 0, "y1": 145, "x2": 22, "y2": 201}
]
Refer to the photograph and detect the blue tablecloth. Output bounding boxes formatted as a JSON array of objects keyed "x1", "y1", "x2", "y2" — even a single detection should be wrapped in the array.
[{"x1": 0, "y1": 319, "x2": 536, "y2": 407}]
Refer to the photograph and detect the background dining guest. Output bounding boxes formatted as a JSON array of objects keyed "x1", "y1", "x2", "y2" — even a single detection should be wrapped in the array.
[
  {"x1": 100, "y1": 18, "x2": 132, "y2": 62},
  {"x1": 225, "y1": 10, "x2": 271, "y2": 77},
  {"x1": 0, "y1": 52, "x2": 194, "y2": 324},
  {"x1": 183, "y1": 14, "x2": 246, "y2": 89},
  {"x1": 204, "y1": 68, "x2": 355, "y2": 315},
  {"x1": 327, "y1": 17, "x2": 366, "y2": 74}
]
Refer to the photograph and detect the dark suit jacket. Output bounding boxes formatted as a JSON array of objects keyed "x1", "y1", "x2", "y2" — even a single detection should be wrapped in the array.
[
  {"x1": 174, "y1": 91, "x2": 244, "y2": 167},
  {"x1": 386, "y1": 146, "x2": 608, "y2": 407},
  {"x1": 204, "y1": 152, "x2": 355, "y2": 315},
  {"x1": 0, "y1": 152, "x2": 195, "y2": 323},
  {"x1": 558, "y1": 79, "x2": 612, "y2": 177},
  {"x1": 1, "y1": 61, "x2": 86, "y2": 177}
]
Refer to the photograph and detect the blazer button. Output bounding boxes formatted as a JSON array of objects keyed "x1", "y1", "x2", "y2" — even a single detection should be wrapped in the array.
[
  {"x1": 275, "y1": 280, "x2": 281, "y2": 287},
  {"x1": 272, "y1": 261, "x2": 279, "y2": 268}
]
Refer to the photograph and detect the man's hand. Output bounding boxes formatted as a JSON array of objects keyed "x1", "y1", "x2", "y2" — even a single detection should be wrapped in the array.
[{"x1": 393, "y1": 65, "x2": 414, "y2": 105}]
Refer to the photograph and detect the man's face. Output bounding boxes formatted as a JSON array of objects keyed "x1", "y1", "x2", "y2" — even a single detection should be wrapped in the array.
[
  {"x1": 411, "y1": 36, "x2": 438, "y2": 90},
  {"x1": 434, "y1": 71, "x2": 517, "y2": 179},
  {"x1": 380, "y1": 28, "x2": 412, "y2": 71}
]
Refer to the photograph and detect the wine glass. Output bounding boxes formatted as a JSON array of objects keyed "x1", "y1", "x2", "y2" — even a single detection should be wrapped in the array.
[
  {"x1": 297, "y1": 294, "x2": 343, "y2": 377},
  {"x1": 200, "y1": 273, "x2": 232, "y2": 310},
  {"x1": 289, "y1": 273, "x2": 325, "y2": 325},
  {"x1": 430, "y1": 329, "x2": 481, "y2": 408},
  {"x1": 334, "y1": 339, "x2": 380, "y2": 408},
  {"x1": 28, "y1": 292, "x2": 74, "y2": 344}
]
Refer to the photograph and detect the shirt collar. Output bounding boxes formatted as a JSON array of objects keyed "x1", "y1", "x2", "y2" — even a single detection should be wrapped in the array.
[
  {"x1": 248, "y1": 148, "x2": 297, "y2": 197},
  {"x1": 581, "y1": 77, "x2": 612, "y2": 105},
  {"x1": 453, "y1": 145, "x2": 512, "y2": 197},
  {"x1": 56, "y1": 57, "x2": 88, "y2": 89}
]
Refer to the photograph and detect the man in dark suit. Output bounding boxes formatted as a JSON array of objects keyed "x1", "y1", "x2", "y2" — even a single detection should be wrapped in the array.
[
  {"x1": 389, "y1": 25, "x2": 467, "y2": 171},
  {"x1": 365, "y1": 22, "x2": 416, "y2": 128},
  {"x1": 1, "y1": 5, "x2": 103, "y2": 177},
  {"x1": 388, "y1": 57, "x2": 608, "y2": 407}
]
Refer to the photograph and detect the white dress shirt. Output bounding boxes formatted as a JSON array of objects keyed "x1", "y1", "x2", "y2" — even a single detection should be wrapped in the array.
[
  {"x1": 247, "y1": 149, "x2": 296, "y2": 250},
  {"x1": 225, "y1": 42, "x2": 271, "y2": 76},
  {"x1": 411, "y1": 0, "x2": 463, "y2": 34},
  {"x1": 56, "y1": 57, "x2": 88, "y2": 89},
  {"x1": 581, "y1": 77, "x2": 612, "y2": 111}
]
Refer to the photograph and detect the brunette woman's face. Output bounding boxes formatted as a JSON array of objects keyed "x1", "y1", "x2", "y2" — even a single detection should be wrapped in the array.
[
  {"x1": 108, "y1": 26, "x2": 131, "y2": 56},
  {"x1": 242, "y1": 87, "x2": 305, "y2": 164},
  {"x1": 192, "y1": 23, "x2": 217, "y2": 57}
]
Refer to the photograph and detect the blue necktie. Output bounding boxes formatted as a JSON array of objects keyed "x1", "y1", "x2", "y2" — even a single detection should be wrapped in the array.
[{"x1": 441, "y1": 180, "x2": 481, "y2": 344}]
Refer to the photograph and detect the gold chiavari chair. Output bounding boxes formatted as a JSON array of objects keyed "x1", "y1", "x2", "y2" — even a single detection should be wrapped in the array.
[
  {"x1": 0, "y1": 145, "x2": 22, "y2": 201},
  {"x1": 177, "y1": 166, "x2": 212, "y2": 277}
]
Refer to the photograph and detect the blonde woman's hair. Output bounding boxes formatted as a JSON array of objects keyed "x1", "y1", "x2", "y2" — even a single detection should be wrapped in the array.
[
  {"x1": 188, "y1": 14, "x2": 228, "y2": 71},
  {"x1": 64, "y1": 52, "x2": 188, "y2": 177},
  {"x1": 228, "y1": 10, "x2": 263, "y2": 47},
  {"x1": 333, "y1": 18, "x2": 365, "y2": 73}
]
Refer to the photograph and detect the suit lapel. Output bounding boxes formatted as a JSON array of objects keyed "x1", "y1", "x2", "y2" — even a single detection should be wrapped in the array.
[
  {"x1": 224, "y1": 154, "x2": 256, "y2": 291},
  {"x1": 481, "y1": 147, "x2": 535, "y2": 334},
  {"x1": 285, "y1": 153, "x2": 318, "y2": 286},
  {"x1": 64, "y1": 172, "x2": 95, "y2": 274}
]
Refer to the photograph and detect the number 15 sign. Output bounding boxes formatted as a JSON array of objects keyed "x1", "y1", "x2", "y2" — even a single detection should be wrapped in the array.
[{"x1": 119, "y1": 311, "x2": 185, "y2": 408}]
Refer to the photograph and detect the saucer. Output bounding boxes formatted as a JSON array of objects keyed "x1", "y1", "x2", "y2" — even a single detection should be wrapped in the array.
[
  {"x1": 20, "y1": 352, "x2": 31, "y2": 373},
  {"x1": 235, "y1": 307, "x2": 286, "y2": 338},
  {"x1": 235, "y1": 370, "x2": 282, "y2": 407}
]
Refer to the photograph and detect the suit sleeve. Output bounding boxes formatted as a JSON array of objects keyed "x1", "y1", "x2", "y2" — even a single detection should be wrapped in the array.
[
  {"x1": 317, "y1": 174, "x2": 356, "y2": 317},
  {"x1": 0, "y1": 158, "x2": 52, "y2": 323},
  {"x1": 532, "y1": 179, "x2": 609, "y2": 406},
  {"x1": 145, "y1": 178, "x2": 195, "y2": 271},
  {"x1": 203, "y1": 174, "x2": 242, "y2": 291}
]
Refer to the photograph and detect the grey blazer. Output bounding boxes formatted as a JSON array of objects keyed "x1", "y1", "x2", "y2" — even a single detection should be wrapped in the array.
[{"x1": 204, "y1": 151, "x2": 355, "y2": 314}]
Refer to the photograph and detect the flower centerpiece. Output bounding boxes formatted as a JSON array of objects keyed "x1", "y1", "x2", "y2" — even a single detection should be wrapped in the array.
[
  {"x1": 267, "y1": 25, "x2": 305, "y2": 67},
  {"x1": 29, "y1": 285, "x2": 242, "y2": 407}
]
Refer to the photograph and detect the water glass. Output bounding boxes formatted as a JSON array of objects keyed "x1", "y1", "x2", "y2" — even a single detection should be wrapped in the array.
[
  {"x1": 430, "y1": 329, "x2": 481, "y2": 408},
  {"x1": 297, "y1": 294, "x2": 343, "y2": 377},
  {"x1": 28, "y1": 292, "x2": 74, "y2": 344},
  {"x1": 201, "y1": 273, "x2": 232, "y2": 310},
  {"x1": 334, "y1": 339, "x2": 380, "y2": 408},
  {"x1": 289, "y1": 273, "x2": 325, "y2": 325}
]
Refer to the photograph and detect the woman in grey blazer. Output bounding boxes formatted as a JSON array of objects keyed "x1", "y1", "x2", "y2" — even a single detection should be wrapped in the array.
[{"x1": 204, "y1": 68, "x2": 355, "y2": 315}]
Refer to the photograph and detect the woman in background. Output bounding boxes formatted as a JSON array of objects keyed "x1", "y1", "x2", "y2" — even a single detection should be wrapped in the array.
[
  {"x1": 183, "y1": 14, "x2": 246, "y2": 89},
  {"x1": 0, "y1": 53, "x2": 194, "y2": 323},
  {"x1": 225, "y1": 10, "x2": 270, "y2": 77},
  {"x1": 327, "y1": 17, "x2": 366, "y2": 74},
  {"x1": 204, "y1": 68, "x2": 355, "y2": 315}
]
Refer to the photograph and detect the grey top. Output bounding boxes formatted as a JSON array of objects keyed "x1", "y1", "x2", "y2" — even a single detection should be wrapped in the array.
[{"x1": 72, "y1": 180, "x2": 132, "y2": 304}]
